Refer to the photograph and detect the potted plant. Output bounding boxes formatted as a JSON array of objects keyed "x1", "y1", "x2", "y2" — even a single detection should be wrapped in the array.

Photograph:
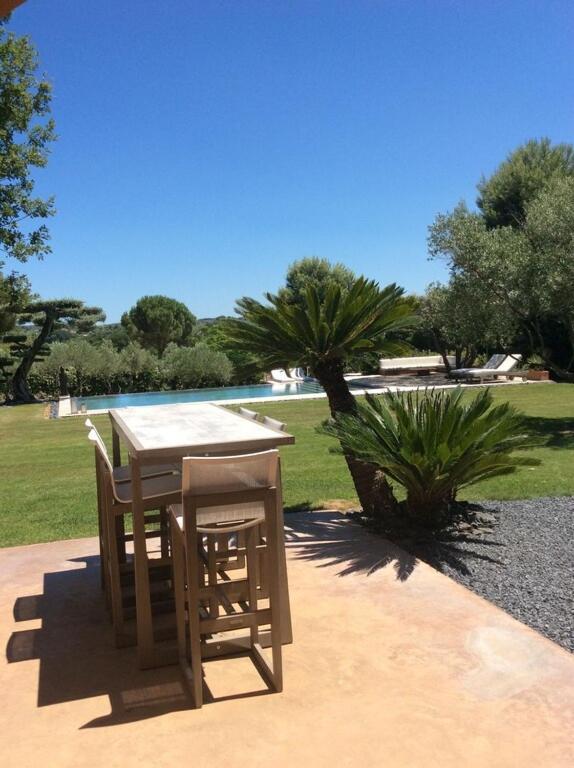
[{"x1": 525, "y1": 355, "x2": 550, "y2": 381}]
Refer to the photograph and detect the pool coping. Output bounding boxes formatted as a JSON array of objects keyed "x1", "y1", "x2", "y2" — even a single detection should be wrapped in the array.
[{"x1": 55, "y1": 377, "x2": 544, "y2": 417}]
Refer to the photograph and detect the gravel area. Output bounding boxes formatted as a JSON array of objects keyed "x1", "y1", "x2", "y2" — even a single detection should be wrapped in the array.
[{"x1": 437, "y1": 497, "x2": 574, "y2": 652}]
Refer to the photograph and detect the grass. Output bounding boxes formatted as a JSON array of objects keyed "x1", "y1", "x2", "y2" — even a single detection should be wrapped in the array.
[{"x1": 1, "y1": 383, "x2": 573, "y2": 548}]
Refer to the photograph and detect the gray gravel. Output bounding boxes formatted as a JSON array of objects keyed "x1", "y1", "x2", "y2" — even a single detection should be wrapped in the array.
[{"x1": 435, "y1": 497, "x2": 573, "y2": 652}]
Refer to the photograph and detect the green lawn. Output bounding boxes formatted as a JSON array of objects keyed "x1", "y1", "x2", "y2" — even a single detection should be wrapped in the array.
[{"x1": 1, "y1": 383, "x2": 573, "y2": 548}]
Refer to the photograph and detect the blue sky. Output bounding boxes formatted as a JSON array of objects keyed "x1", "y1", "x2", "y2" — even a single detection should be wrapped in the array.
[{"x1": 7, "y1": 0, "x2": 574, "y2": 322}]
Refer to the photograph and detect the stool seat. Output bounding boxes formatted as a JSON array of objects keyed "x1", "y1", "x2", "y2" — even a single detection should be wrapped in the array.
[{"x1": 170, "y1": 501, "x2": 265, "y2": 530}]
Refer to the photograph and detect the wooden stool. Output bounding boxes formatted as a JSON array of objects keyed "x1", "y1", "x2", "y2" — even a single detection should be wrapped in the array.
[
  {"x1": 169, "y1": 450, "x2": 284, "y2": 708},
  {"x1": 88, "y1": 430, "x2": 181, "y2": 647}
]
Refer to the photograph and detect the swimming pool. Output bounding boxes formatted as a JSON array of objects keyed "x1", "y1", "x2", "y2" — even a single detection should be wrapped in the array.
[{"x1": 71, "y1": 379, "x2": 335, "y2": 413}]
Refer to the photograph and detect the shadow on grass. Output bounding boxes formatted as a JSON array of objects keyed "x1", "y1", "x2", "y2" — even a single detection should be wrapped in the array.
[{"x1": 525, "y1": 415, "x2": 574, "y2": 449}]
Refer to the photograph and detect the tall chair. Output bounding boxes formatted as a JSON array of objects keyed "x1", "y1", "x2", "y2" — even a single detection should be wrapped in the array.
[
  {"x1": 169, "y1": 450, "x2": 284, "y2": 708},
  {"x1": 88, "y1": 430, "x2": 181, "y2": 647},
  {"x1": 85, "y1": 419, "x2": 178, "y2": 576}
]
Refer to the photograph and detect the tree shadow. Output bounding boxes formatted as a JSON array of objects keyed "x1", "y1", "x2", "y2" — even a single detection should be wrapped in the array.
[
  {"x1": 524, "y1": 415, "x2": 574, "y2": 449},
  {"x1": 403, "y1": 530, "x2": 505, "y2": 577},
  {"x1": 284, "y1": 510, "x2": 417, "y2": 581},
  {"x1": 283, "y1": 508, "x2": 506, "y2": 581}
]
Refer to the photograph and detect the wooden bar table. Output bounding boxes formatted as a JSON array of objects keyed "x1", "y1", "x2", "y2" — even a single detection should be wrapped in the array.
[{"x1": 108, "y1": 401, "x2": 295, "y2": 669}]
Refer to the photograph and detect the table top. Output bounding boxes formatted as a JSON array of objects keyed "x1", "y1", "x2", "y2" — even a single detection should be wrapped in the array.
[{"x1": 109, "y1": 402, "x2": 295, "y2": 458}]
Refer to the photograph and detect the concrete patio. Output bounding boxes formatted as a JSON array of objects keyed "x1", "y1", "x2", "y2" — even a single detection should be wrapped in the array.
[{"x1": 1, "y1": 511, "x2": 573, "y2": 767}]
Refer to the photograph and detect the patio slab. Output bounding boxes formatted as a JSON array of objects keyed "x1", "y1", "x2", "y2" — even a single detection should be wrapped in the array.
[{"x1": 1, "y1": 511, "x2": 573, "y2": 768}]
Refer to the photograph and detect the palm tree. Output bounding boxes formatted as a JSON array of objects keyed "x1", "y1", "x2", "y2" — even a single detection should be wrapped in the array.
[
  {"x1": 225, "y1": 278, "x2": 416, "y2": 519},
  {"x1": 323, "y1": 388, "x2": 539, "y2": 530}
]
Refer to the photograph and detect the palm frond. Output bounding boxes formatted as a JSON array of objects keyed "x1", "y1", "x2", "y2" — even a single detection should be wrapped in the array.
[
  {"x1": 223, "y1": 277, "x2": 417, "y2": 370},
  {"x1": 322, "y1": 387, "x2": 540, "y2": 526}
]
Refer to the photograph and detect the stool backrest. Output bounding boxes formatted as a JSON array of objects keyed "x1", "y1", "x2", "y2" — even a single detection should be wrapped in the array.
[
  {"x1": 85, "y1": 422, "x2": 109, "y2": 459},
  {"x1": 181, "y1": 450, "x2": 279, "y2": 497},
  {"x1": 87, "y1": 428, "x2": 123, "y2": 503},
  {"x1": 262, "y1": 415, "x2": 286, "y2": 432}
]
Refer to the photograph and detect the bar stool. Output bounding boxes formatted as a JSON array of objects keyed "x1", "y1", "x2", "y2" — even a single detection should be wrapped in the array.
[
  {"x1": 169, "y1": 450, "x2": 284, "y2": 708},
  {"x1": 86, "y1": 420, "x2": 178, "y2": 572},
  {"x1": 88, "y1": 430, "x2": 182, "y2": 647}
]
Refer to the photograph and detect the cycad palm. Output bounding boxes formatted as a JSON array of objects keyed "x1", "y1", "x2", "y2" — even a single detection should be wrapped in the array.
[
  {"x1": 323, "y1": 388, "x2": 539, "y2": 529},
  {"x1": 225, "y1": 278, "x2": 416, "y2": 517}
]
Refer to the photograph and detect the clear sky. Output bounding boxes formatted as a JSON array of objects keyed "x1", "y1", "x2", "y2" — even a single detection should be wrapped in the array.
[{"x1": 7, "y1": 0, "x2": 574, "y2": 322}]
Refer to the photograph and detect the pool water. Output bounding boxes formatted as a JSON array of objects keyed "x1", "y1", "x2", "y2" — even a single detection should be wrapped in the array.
[{"x1": 71, "y1": 379, "x2": 333, "y2": 412}]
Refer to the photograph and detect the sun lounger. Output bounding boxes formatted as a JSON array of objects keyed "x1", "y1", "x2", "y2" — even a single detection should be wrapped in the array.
[{"x1": 451, "y1": 354, "x2": 523, "y2": 383}]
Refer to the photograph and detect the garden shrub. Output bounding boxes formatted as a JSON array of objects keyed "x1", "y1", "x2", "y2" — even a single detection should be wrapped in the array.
[{"x1": 323, "y1": 388, "x2": 539, "y2": 532}]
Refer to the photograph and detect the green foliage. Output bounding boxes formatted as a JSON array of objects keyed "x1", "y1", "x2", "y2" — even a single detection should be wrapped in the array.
[
  {"x1": 0, "y1": 271, "x2": 30, "y2": 332},
  {"x1": 420, "y1": 278, "x2": 510, "y2": 369},
  {"x1": 162, "y1": 342, "x2": 233, "y2": 389},
  {"x1": 278, "y1": 256, "x2": 356, "y2": 307},
  {"x1": 323, "y1": 388, "x2": 539, "y2": 529},
  {"x1": 29, "y1": 338, "x2": 163, "y2": 397},
  {"x1": 226, "y1": 273, "x2": 417, "y2": 519},
  {"x1": 477, "y1": 138, "x2": 574, "y2": 229},
  {"x1": 73, "y1": 322, "x2": 130, "y2": 350},
  {"x1": 4, "y1": 298, "x2": 105, "y2": 402},
  {"x1": 525, "y1": 354, "x2": 545, "y2": 371},
  {"x1": 429, "y1": 174, "x2": 574, "y2": 379},
  {"x1": 0, "y1": 23, "x2": 55, "y2": 264},
  {"x1": 1, "y1": 385, "x2": 573, "y2": 547},
  {"x1": 121, "y1": 295, "x2": 196, "y2": 356},
  {"x1": 226, "y1": 278, "x2": 414, "y2": 375},
  {"x1": 0, "y1": 270, "x2": 30, "y2": 384},
  {"x1": 194, "y1": 316, "x2": 264, "y2": 384}
]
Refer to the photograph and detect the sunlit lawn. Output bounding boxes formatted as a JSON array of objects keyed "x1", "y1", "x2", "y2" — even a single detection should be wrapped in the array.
[{"x1": 1, "y1": 383, "x2": 572, "y2": 547}]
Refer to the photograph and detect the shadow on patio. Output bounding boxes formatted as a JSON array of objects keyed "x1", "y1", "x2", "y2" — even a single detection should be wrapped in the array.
[
  {"x1": 284, "y1": 509, "x2": 507, "y2": 580},
  {"x1": 285, "y1": 510, "x2": 417, "y2": 580},
  {"x1": 5, "y1": 554, "x2": 197, "y2": 727}
]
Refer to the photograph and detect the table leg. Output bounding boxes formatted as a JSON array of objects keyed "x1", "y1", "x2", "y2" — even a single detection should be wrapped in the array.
[
  {"x1": 129, "y1": 453, "x2": 155, "y2": 668},
  {"x1": 112, "y1": 426, "x2": 121, "y2": 468},
  {"x1": 276, "y1": 459, "x2": 293, "y2": 644}
]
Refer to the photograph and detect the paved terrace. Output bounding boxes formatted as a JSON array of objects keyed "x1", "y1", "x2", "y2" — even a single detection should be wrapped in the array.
[{"x1": 1, "y1": 511, "x2": 573, "y2": 767}]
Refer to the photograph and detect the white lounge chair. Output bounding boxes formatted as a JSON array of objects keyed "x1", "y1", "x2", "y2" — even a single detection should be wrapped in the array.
[
  {"x1": 379, "y1": 355, "x2": 455, "y2": 374},
  {"x1": 451, "y1": 354, "x2": 523, "y2": 383},
  {"x1": 270, "y1": 368, "x2": 294, "y2": 383},
  {"x1": 270, "y1": 368, "x2": 306, "y2": 383}
]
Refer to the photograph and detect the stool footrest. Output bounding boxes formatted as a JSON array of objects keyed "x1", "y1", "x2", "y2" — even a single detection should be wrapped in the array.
[{"x1": 200, "y1": 608, "x2": 271, "y2": 635}]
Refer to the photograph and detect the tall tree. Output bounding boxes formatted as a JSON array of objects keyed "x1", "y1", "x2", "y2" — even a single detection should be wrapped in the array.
[
  {"x1": 0, "y1": 269, "x2": 29, "y2": 386},
  {"x1": 0, "y1": 21, "x2": 55, "y2": 266},
  {"x1": 420, "y1": 277, "x2": 513, "y2": 370},
  {"x1": 225, "y1": 277, "x2": 416, "y2": 521},
  {"x1": 278, "y1": 257, "x2": 356, "y2": 307},
  {"x1": 477, "y1": 138, "x2": 574, "y2": 229},
  {"x1": 121, "y1": 295, "x2": 196, "y2": 356},
  {"x1": 429, "y1": 176, "x2": 574, "y2": 379},
  {"x1": 5, "y1": 298, "x2": 104, "y2": 403}
]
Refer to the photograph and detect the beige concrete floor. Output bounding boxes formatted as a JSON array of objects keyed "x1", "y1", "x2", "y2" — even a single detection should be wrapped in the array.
[{"x1": 0, "y1": 511, "x2": 573, "y2": 768}]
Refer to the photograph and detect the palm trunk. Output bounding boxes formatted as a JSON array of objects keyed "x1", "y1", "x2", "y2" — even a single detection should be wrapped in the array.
[{"x1": 313, "y1": 358, "x2": 398, "y2": 520}]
